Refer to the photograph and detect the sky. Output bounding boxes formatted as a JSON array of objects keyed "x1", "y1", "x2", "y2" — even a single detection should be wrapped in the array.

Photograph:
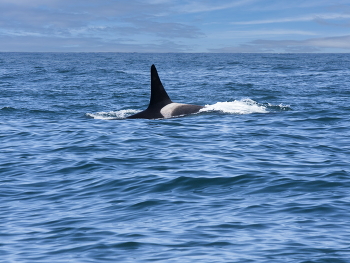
[{"x1": 1, "y1": 0, "x2": 350, "y2": 52}]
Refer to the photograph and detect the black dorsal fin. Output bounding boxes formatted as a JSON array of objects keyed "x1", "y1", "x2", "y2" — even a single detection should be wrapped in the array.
[{"x1": 148, "y1": 64, "x2": 172, "y2": 108}]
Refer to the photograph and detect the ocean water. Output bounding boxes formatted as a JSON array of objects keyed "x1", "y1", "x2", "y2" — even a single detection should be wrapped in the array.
[{"x1": 1, "y1": 53, "x2": 350, "y2": 263}]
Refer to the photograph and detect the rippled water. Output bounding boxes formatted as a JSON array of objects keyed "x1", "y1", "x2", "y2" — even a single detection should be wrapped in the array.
[{"x1": 1, "y1": 53, "x2": 350, "y2": 262}]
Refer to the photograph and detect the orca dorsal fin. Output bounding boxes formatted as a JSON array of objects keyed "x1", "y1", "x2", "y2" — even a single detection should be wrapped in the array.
[{"x1": 148, "y1": 64, "x2": 172, "y2": 108}]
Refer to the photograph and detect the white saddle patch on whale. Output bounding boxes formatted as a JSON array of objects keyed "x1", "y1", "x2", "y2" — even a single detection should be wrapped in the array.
[{"x1": 160, "y1": 103, "x2": 188, "y2": 118}]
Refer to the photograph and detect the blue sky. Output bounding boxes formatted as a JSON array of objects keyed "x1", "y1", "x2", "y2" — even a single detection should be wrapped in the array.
[{"x1": 1, "y1": 0, "x2": 350, "y2": 52}]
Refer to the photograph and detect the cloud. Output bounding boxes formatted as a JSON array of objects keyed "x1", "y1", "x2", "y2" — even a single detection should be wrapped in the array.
[
  {"x1": 244, "y1": 0, "x2": 350, "y2": 12},
  {"x1": 125, "y1": 20, "x2": 205, "y2": 38},
  {"x1": 0, "y1": 0, "x2": 207, "y2": 51},
  {"x1": 209, "y1": 35, "x2": 350, "y2": 53},
  {"x1": 0, "y1": 1, "x2": 204, "y2": 33},
  {"x1": 0, "y1": 34, "x2": 192, "y2": 52},
  {"x1": 211, "y1": 29, "x2": 318, "y2": 39},
  {"x1": 231, "y1": 13, "x2": 350, "y2": 25},
  {"x1": 307, "y1": 35, "x2": 350, "y2": 49},
  {"x1": 1, "y1": 0, "x2": 350, "y2": 52},
  {"x1": 175, "y1": 0, "x2": 255, "y2": 14}
]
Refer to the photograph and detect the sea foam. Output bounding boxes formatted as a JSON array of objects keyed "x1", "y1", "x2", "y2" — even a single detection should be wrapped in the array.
[
  {"x1": 200, "y1": 99, "x2": 268, "y2": 114},
  {"x1": 86, "y1": 110, "x2": 139, "y2": 120}
]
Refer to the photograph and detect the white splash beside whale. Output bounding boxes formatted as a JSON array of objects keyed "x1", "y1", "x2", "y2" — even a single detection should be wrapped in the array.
[{"x1": 200, "y1": 99, "x2": 268, "y2": 114}]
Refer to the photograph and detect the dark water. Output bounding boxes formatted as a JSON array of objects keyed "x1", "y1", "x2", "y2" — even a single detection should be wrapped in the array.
[{"x1": 1, "y1": 53, "x2": 350, "y2": 263}]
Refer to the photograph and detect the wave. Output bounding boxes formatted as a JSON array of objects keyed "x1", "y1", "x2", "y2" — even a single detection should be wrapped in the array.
[
  {"x1": 1, "y1": 107, "x2": 60, "y2": 116},
  {"x1": 264, "y1": 103, "x2": 292, "y2": 111},
  {"x1": 1, "y1": 106, "x2": 17, "y2": 111}
]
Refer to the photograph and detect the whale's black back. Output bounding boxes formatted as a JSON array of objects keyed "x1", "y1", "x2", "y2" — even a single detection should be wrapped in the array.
[
  {"x1": 127, "y1": 65, "x2": 203, "y2": 119},
  {"x1": 127, "y1": 65, "x2": 172, "y2": 119},
  {"x1": 149, "y1": 65, "x2": 172, "y2": 108}
]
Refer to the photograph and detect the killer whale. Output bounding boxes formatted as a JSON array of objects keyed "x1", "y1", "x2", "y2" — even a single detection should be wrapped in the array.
[{"x1": 127, "y1": 65, "x2": 204, "y2": 119}]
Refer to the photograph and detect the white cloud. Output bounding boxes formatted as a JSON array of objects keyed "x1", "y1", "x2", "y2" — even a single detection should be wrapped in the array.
[
  {"x1": 308, "y1": 35, "x2": 350, "y2": 49},
  {"x1": 231, "y1": 13, "x2": 350, "y2": 25},
  {"x1": 176, "y1": 0, "x2": 256, "y2": 14},
  {"x1": 1, "y1": 0, "x2": 350, "y2": 52},
  {"x1": 211, "y1": 29, "x2": 318, "y2": 39},
  {"x1": 209, "y1": 35, "x2": 350, "y2": 53}
]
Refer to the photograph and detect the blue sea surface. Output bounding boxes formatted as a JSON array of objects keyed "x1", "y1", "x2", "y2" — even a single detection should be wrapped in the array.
[{"x1": 1, "y1": 53, "x2": 350, "y2": 263}]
